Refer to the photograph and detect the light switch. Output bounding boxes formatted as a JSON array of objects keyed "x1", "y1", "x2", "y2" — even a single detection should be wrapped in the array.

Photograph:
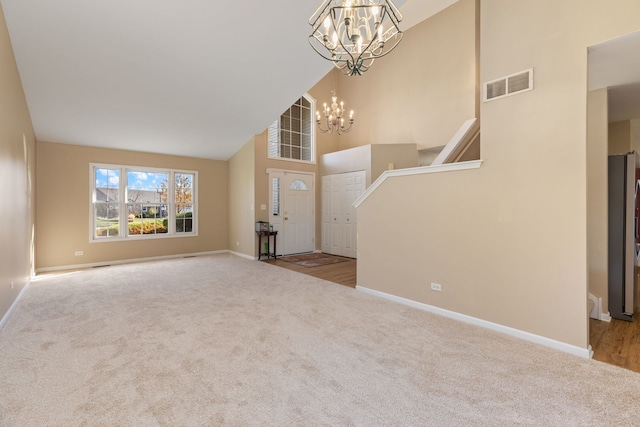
[{"x1": 260, "y1": 204, "x2": 266, "y2": 210}]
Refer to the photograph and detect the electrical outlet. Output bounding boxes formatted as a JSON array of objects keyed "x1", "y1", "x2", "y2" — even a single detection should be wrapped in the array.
[
  {"x1": 75, "y1": 251, "x2": 83, "y2": 256},
  {"x1": 10, "y1": 282, "x2": 14, "y2": 290},
  {"x1": 430, "y1": 282, "x2": 442, "y2": 292},
  {"x1": 236, "y1": 241, "x2": 240, "y2": 246}
]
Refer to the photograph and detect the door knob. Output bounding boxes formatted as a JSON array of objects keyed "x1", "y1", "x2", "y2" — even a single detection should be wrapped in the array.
[{"x1": 284, "y1": 217, "x2": 289, "y2": 220}]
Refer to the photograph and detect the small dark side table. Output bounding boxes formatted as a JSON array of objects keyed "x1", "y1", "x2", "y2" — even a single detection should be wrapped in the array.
[{"x1": 256, "y1": 231, "x2": 277, "y2": 260}]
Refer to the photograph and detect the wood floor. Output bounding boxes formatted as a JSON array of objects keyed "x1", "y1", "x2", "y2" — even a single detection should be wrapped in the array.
[
  {"x1": 267, "y1": 254, "x2": 640, "y2": 373},
  {"x1": 589, "y1": 271, "x2": 640, "y2": 373},
  {"x1": 590, "y1": 316, "x2": 640, "y2": 372},
  {"x1": 262, "y1": 254, "x2": 356, "y2": 288}
]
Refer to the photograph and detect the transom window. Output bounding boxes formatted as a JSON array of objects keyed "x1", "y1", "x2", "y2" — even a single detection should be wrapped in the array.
[
  {"x1": 268, "y1": 94, "x2": 315, "y2": 163},
  {"x1": 91, "y1": 164, "x2": 197, "y2": 241}
]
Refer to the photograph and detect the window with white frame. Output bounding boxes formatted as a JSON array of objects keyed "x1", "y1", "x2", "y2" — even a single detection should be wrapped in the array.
[
  {"x1": 271, "y1": 177, "x2": 280, "y2": 216},
  {"x1": 268, "y1": 95, "x2": 315, "y2": 163},
  {"x1": 91, "y1": 164, "x2": 197, "y2": 241}
]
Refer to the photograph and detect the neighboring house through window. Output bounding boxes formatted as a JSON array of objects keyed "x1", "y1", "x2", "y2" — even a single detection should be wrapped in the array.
[
  {"x1": 268, "y1": 94, "x2": 315, "y2": 163},
  {"x1": 91, "y1": 164, "x2": 197, "y2": 241}
]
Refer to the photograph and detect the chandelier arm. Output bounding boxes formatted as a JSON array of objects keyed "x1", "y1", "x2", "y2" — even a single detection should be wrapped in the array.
[
  {"x1": 317, "y1": 126, "x2": 331, "y2": 134},
  {"x1": 359, "y1": 37, "x2": 379, "y2": 59},
  {"x1": 335, "y1": 33, "x2": 358, "y2": 69},
  {"x1": 308, "y1": 33, "x2": 353, "y2": 71},
  {"x1": 308, "y1": 0, "x2": 333, "y2": 26},
  {"x1": 308, "y1": 36, "x2": 339, "y2": 62},
  {"x1": 383, "y1": 0, "x2": 404, "y2": 23},
  {"x1": 366, "y1": 32, "x2": 403, "y2": 59}
]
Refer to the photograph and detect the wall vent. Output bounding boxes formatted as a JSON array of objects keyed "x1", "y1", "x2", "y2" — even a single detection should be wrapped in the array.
[{"x1": 484, "y1": 68, "x2": 533, "y2": 102}]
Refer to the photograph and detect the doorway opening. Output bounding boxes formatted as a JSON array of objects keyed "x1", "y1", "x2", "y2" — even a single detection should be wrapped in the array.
[{"x1": 588, "y1": 30, "x2": 640, "y2": 371}]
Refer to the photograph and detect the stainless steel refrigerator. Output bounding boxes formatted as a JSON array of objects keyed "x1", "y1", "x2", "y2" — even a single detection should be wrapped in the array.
[{"x1": 608, "y1": 152, "x2": 638, "y2": 322}]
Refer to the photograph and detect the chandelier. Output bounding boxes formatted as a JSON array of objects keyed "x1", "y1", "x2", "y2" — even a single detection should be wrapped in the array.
[
  {"x1": 316, "y1": 91, "x2": 354, "y2": 135},
  {"x1": 308, "y1": 0, "x2": 403, "y2": 76}
]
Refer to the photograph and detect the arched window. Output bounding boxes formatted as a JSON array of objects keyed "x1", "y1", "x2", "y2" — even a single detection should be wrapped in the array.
[
  {"x1": 289, "y1": 179, "x2": 308, "y2": 190},
  {"x1": 268, "y1": 94, "x2": 315, "y2": 163}
]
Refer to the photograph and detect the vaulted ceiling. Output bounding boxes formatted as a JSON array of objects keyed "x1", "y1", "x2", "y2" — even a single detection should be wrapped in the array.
[{"x1": 1, "y1": 0, "x2": 457, "y2": 160}]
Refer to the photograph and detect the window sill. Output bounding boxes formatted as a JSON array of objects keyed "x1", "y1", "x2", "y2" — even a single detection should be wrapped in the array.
[
  {"x1": 90, "y1": 232, "x2": 198, "y2": 243},
  {"x1": 267, "y1": 155, "x2": 317, "y2": 166}
]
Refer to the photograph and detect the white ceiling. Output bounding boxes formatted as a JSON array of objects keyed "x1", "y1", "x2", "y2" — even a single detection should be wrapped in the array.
[
  {"x1": 1, "y1": 0, "x2": 456, "y2": 160},
  {"x1": 588, "y1": 30, "x2": 640, "y2": 123}
]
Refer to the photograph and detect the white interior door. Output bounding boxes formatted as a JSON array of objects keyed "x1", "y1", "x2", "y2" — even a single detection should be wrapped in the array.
[
  {"x1": 330, "y1": 174, "x2": 343, "y2": 255},
  {"x1": 343, "y1": 171, "x2": 365, "y2": 258},
  {"x1": 321, "y1": 175, "x2": 331, "y2": 254},
  {"x1": 322, "y1": 170, "x2": 365, "y2": 258},
  {"x1": 282, "y1": 172, "x2": 315, "y2": 255}
]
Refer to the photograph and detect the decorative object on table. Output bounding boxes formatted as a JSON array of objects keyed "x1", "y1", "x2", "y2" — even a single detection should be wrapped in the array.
[
  {"x1": 255, "y1": 221, "x2": 270, "y2": 232},
  {"x1": 316, "y1": 90, "x2": 354, "y2": 135},
  {"x1": 308, "y1": 0, "x2": 403, "y2": 76}
]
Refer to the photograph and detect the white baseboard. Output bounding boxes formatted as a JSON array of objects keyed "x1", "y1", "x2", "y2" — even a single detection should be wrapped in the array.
[
  {"x1": 35, "y1": 250, "x2": 229, "y2": 273},
  {"x1": 356, "y1": 286, "x2": 592, "y2": 359},
  {"x1": 587, "y1": 292, "x2": 611, "y2": 323},
  {"x1": 588, "y1": 293, "x2": 600, "y2": 320},
  {"x1": 228, "y1": 250, "x2": 256, "y2": 260},
  {"x1": 0, "y1": 280, "x2": 31, "y2": 331}
]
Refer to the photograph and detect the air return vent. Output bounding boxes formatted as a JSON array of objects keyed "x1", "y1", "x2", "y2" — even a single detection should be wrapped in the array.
[{"x1": 484, "y1": 68, "x2": 533, "y2": 102}]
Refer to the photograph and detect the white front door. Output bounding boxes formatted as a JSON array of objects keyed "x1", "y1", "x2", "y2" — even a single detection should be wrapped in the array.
[
  {"x1": 272, "y1": 171, "x2": 315, "y2": 255},
  {"x1": 268, "y1": 169, "x2": 316, "y2": 255}
]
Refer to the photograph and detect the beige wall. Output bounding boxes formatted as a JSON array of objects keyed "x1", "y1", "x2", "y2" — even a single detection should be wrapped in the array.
[
  {"x1": 587, "y1": 89, "x2": 609, "y2": 313},
  {"x1": 321, "y1": 145, "x2": 372, "y2": 181},
  {"x1": 632, "y1": 119, "x2": 640, "y2": 153},
  {"x1": 357, "y1": 0, "x2": 640, "y2": 349},
  {"x1": 36, "y1": 141, "x2": 228, "y2": 270},
  {"x1": 0, "y1": 3, "x2": 36, "y2": 320},
  {"x1": 609, "y1": 120, "x2": 632, "y2": 155},
  {"x1": 228, "y1": 138, "x2": 256, "y2": 257},
  {"x1": 370, "y1": 144, "x2": 419, "y2": 182},
  {"x1": 334, "y1": 0, "x2": 478, "y2": 151},
  {"x1": 321, "y1": 144, "x2": 418, "y2": 187}
]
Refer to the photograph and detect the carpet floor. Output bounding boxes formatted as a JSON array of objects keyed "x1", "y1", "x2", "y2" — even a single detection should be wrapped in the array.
[{"x1": 1, "y1": 254, "x2": 639, "y2": 425}]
